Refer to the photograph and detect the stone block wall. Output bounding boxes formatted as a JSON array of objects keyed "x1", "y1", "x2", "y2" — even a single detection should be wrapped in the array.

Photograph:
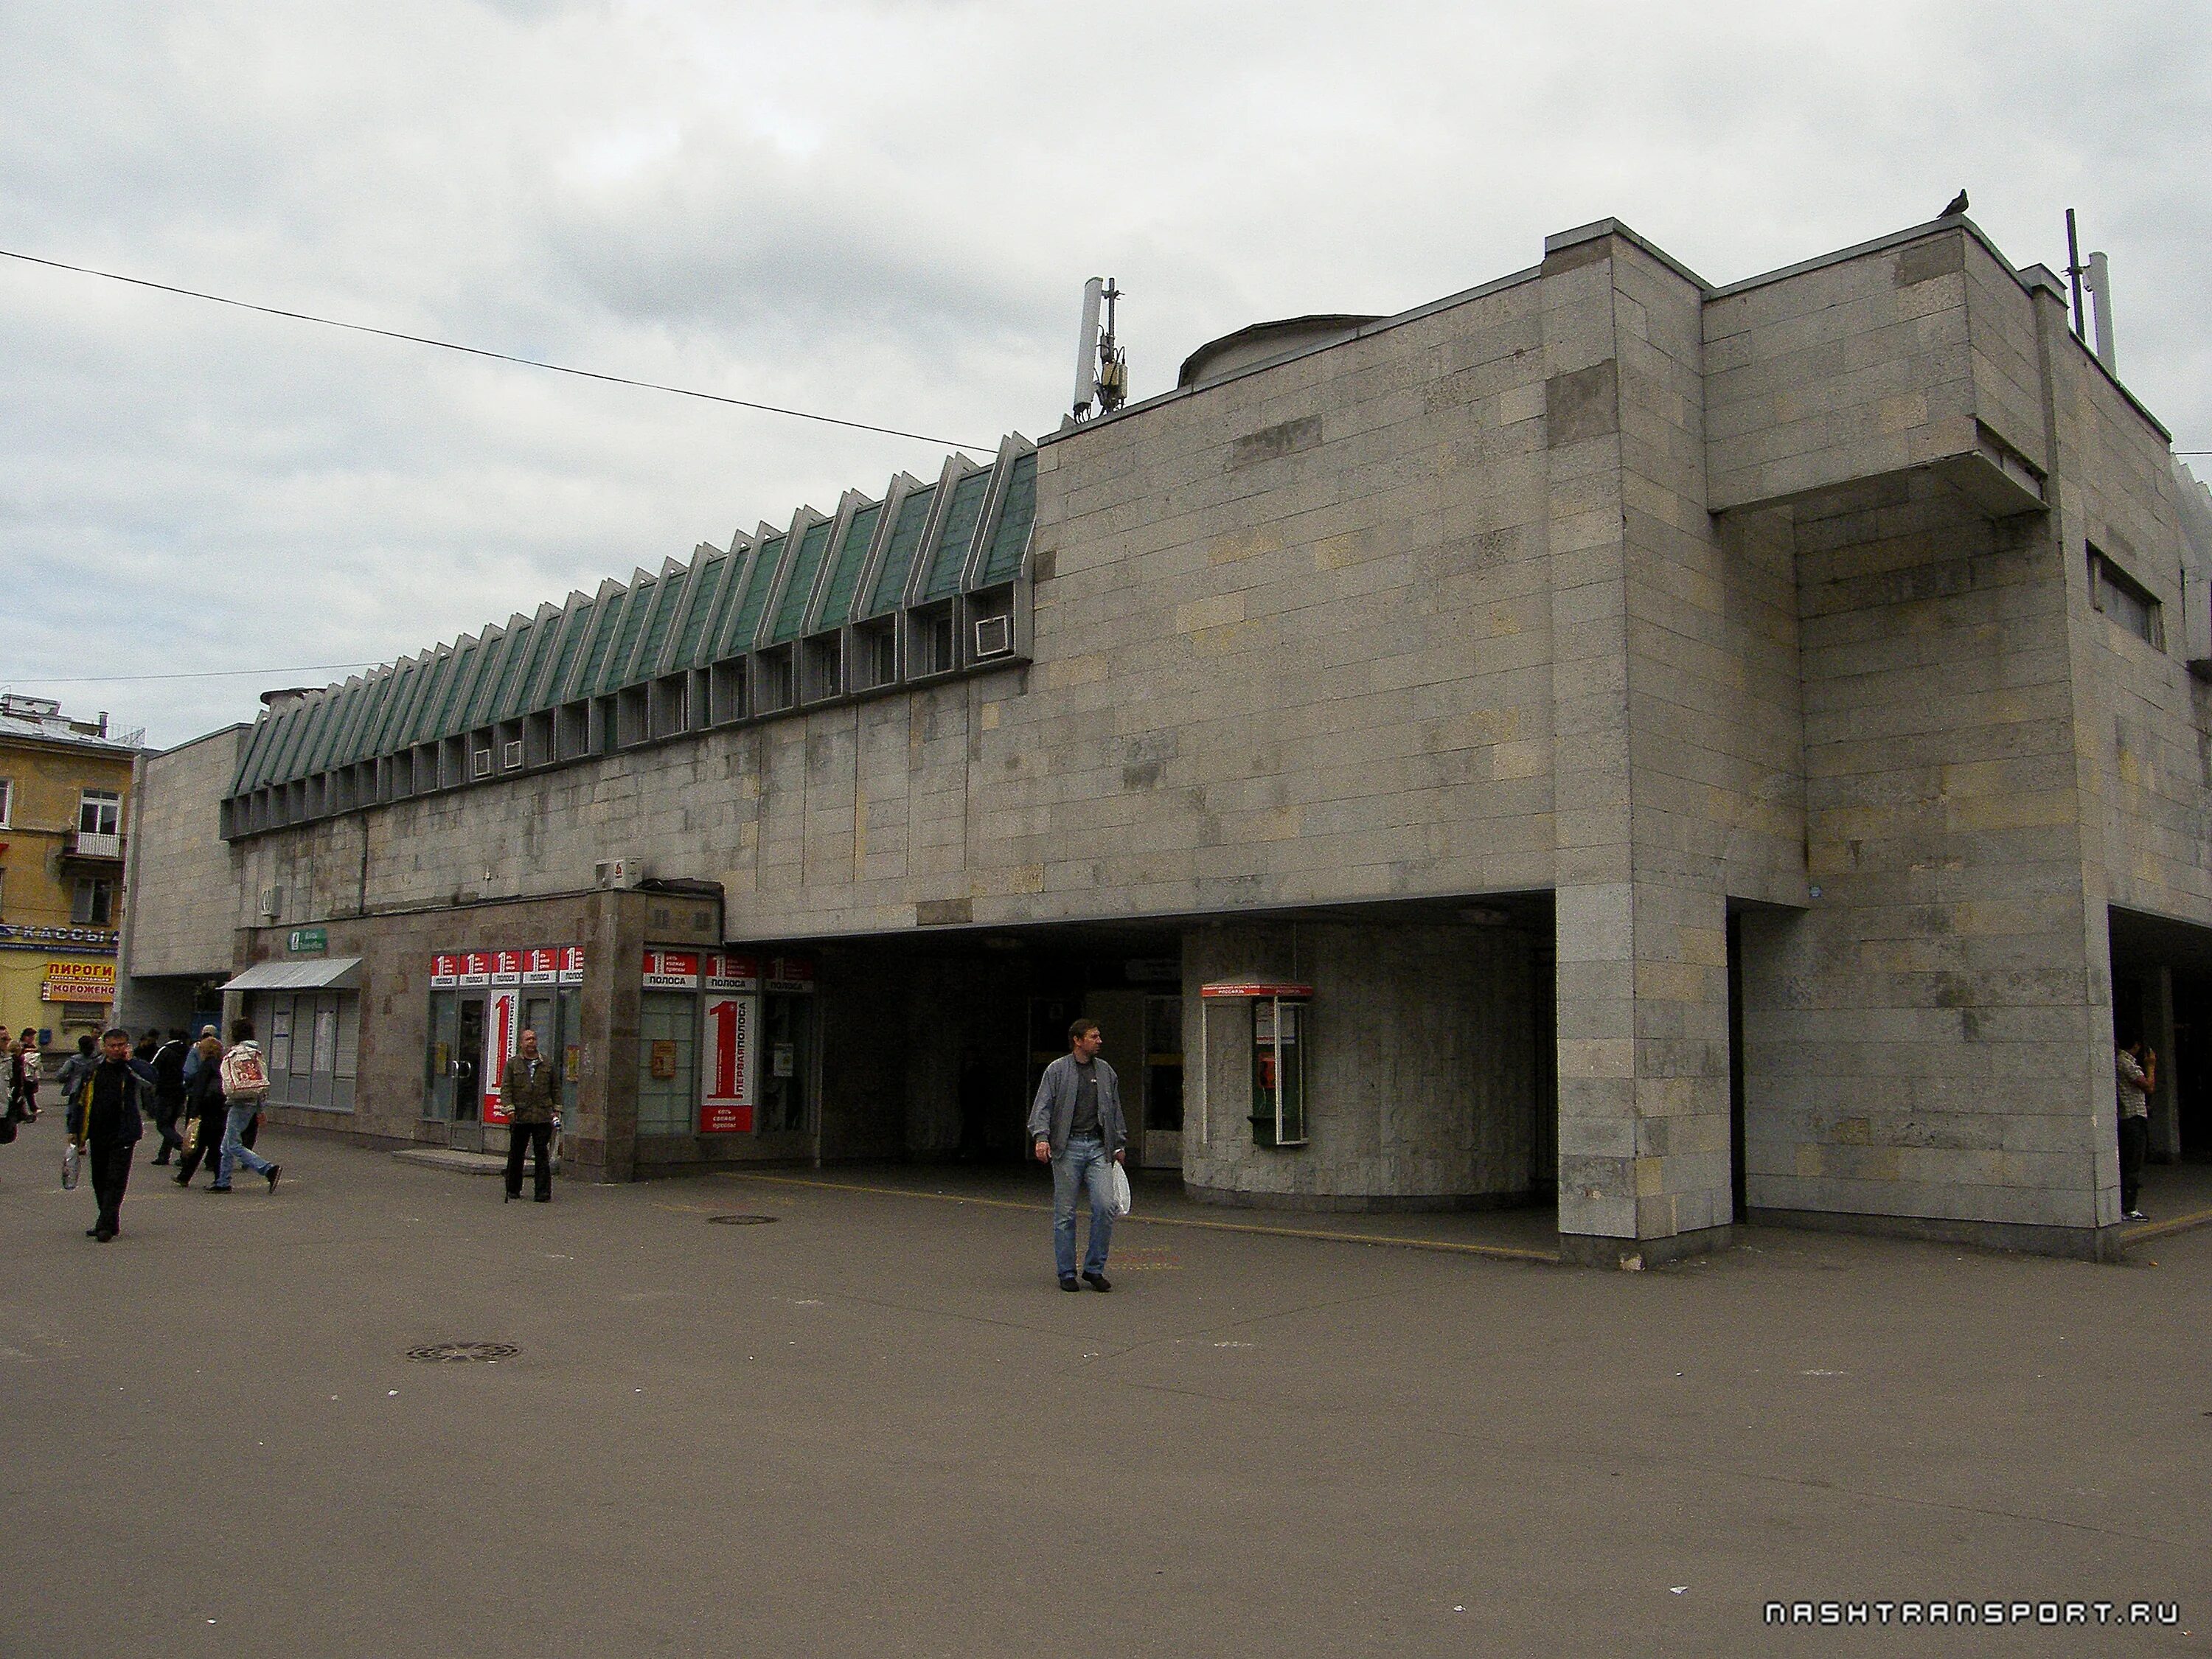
[
  {"x1": 1739, "y1": 467, "x2": 2110, "y2": 1240},
  {"x1": 1705, "y1": 226, "x2": 1983, "y2": 512},
  {"x1": 1183, "y1": 919, "x2": 1540, "y2": 1208},
  {"x1": 123, "y1": 725, "x2": 245, "y2": 977}
]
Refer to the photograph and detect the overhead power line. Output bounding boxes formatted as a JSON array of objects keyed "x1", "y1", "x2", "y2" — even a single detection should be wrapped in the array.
[
  {"x1": 0, "y1": 246, "x2": 991, "y2": 451},
  {"x1": 6, "y1": 661, "x2": 380, "y2": 686}
]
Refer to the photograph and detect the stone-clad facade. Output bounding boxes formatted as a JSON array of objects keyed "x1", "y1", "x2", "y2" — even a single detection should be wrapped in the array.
[{"x1": 125, "y1": 212, "x2": 2212, "y2": 1264}]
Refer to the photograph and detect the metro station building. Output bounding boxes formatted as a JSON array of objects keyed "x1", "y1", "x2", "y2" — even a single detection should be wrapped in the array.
[{"x1": 124, "y1": 212, "x2": 2212, "y2": 1265}]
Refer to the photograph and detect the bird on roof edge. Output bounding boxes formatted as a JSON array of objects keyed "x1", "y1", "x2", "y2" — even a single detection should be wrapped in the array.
[{"x1": 1941, "y1": 189, "x2": 1969, "y2": 218}]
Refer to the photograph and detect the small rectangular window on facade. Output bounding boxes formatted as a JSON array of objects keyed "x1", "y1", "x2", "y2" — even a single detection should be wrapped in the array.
[
  {"x1": 72, "y1": 877, "x2": 114, "y2": 926},
  {"x1": 0, "y1": 777, "x2": 12, "y2": 827},
  {"x1": 78, "y1": 789, "x2": 120, "y2": 836},
  {"x1": 2090, "y1": 547, "x2": 2164, "y2": 650}
]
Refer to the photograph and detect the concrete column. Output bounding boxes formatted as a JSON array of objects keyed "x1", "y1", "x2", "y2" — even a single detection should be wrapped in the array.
[{"x1": 1543, "y1": 226, "x2": 1735, "y2": 1267}]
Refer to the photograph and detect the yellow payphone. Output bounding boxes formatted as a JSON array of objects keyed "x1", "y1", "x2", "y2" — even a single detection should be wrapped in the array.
[{"x1": 1198, "y1": 981, "x2": 1312, "y2": 1150}]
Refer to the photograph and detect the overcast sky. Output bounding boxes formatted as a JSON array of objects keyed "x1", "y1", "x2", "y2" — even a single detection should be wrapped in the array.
[{"x1": 4, "y1": 1, "x2": 2208, "y2": 749}]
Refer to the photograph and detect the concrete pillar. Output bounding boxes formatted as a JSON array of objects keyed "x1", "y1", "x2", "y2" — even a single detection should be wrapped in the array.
[{"x1": 1543, "y1": 226, "x2": 1735, "y2": 1267}]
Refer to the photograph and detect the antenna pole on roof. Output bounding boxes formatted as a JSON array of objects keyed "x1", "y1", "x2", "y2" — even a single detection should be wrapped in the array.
[
  {"x1": 1069, "y1": 276, "x2": 1130, "y2": 422},
  {"x1": 2064, "y1": 209, "x2": 2087, "y2": 343}
]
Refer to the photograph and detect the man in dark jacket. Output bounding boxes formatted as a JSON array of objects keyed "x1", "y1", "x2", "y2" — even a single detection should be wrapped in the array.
[
  {"x1": 149, "y1": 1029, "x2": 189, "y2": 1164},
  {"x1": 66, "y1": 1028, "x2": 149, "y2": 1242},
  {"x1": 500, "y1": 1029, "x2": 560, "y2": 1203}
]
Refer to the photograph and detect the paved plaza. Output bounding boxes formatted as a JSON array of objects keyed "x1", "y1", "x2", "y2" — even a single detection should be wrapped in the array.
[{"x1": 3, "y1": 1125, "x2": 2208, "y2": 1656}]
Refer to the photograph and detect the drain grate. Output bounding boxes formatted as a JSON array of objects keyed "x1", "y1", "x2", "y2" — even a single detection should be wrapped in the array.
[
  {"x1": 709, "y1": 1213, "x2": 779, "y2": 1226},
  {"x1": 406, "y1": 1341, "x2": 518, "y2": 1363}
]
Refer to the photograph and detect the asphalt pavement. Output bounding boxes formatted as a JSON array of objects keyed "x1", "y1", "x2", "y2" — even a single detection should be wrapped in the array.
[{"x1": 3, "y1": 1121, "x2": 2207, "y2": 1657}]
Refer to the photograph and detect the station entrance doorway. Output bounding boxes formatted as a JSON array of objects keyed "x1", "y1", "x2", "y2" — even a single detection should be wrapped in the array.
[{"x1": 807, "y1": 925, "x2": 1183, "y2": 1169}]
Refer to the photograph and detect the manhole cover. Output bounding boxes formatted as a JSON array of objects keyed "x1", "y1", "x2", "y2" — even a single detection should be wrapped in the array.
[
  {"x1": 406, "y1": 1341, "x2": 518, "y2": 1363},
  {"x1": 709, "y1": 1213, "x2": 779, "y2": 1225}
]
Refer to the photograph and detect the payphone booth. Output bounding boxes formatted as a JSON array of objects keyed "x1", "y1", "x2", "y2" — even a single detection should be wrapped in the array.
[{"x1": 1199, "y1": 981, "x2": 1312, "y2": 1150}]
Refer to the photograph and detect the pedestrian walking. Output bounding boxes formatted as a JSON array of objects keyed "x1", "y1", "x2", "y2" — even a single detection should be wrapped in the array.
[
  {"x1": 2116, "y1": 1038, "x2": 2154, "y2": 1221},
  {"x1": 1027, "y1": 1018, "x2": 1128, "y2": 1292},
  {"x1": 181, "y1": 1023, "x2": 218, "y2": 1086},
  {"x1": 55, "y1": 1034, "x2": 97, "y2": 1112},
  {"x1": 500, "y1": 1029, "x2": 559, "y2": 1203},
  {"x1": 65, "y1": 1028, "x2": 149, "y2": 1242},
  {"x1": 7, "y1": 1028, "x2": 40, "y2": 1122},
  {"x1": 173, "y1": 1032, "x2": 229, "y2": 1186},
  {"x1": 210, "y1": 1020, "x2": 280, "y2": 1194},
  {"x1": 149, "y1": 1029, "x2": 189, "y2": 1164}
]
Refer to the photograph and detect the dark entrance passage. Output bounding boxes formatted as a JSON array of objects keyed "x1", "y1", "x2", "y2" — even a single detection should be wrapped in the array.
[
  {"x1": 2107, "y1": 906, "x2": 2212, "y2": 1176},
  {"x1": 806, "y1": 923, "x2": 1185, "y2": 1169}
]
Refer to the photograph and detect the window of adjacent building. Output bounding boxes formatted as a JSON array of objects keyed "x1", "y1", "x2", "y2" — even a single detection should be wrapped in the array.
[
  {"x1": 2090, "y1": 547, "x2": 2164, "y2": 650},
  {"x1": 78, "y1": 789, "x2": 120, "y2": 836},
  {"x1": 0, "y1": 777, "x2": 12, "y2": 827},
  {"x1": 72, "y1": 877, "x2": 114, "y2": 926}
]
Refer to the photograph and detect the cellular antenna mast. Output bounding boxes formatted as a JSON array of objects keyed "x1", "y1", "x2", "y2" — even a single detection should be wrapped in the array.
[
  {"x1": 1070, "y1": 276, "x2": 1128, "y2": 421},
  {"x1": 2063, "y1": 209, "x2": 2118, "y2": 373}
]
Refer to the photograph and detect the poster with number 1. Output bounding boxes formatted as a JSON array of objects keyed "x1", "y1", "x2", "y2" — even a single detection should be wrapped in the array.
[{"x1": 700, "y1": 993, "x2": 757, "y2": 1132}]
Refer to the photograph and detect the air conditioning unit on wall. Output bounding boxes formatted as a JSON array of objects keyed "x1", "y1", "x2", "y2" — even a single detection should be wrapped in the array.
[{"x1": 594, "y1": 857, "x2": 647, "y2": 890}]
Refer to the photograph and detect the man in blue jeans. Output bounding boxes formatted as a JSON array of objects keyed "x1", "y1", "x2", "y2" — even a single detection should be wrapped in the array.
[
  {"x1": 1028, "y1": 1018, "x2": 1127, "y2": 1292},
  {"x1": 212, "y1": 1018, "x2": 281, "y2": 1194}
]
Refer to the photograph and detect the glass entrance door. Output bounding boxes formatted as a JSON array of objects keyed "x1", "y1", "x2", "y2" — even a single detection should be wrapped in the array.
[
  {"x1": 427, "y1": 991, "x2": 459, "y2": 1120},
  {"x1": 455, "y1": 995, "x2": 486, "y2": 1121}
]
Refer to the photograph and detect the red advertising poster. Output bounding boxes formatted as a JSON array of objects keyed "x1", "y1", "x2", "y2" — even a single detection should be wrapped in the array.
[
  {"x1": 704, "y1": 953, "x2": 759, "y2": 992},
  {"x1": 522, "y1": 947, "x2": 559, "y2": 985},
  {"x1": 641, "y1": 948, "x2": 700, "y2": 990},
  {"x1": 491, "y1": 950, "x2": 524, "y2": 986},
  {"x1": 765, "y1": 955, "x2": 815, "y2": 994},
  {"x1": 700, "y1": 992, "x2": 757, "y2": 1132},
  {"x1": 462, "y1": 952, "x2": 493, "y2": 987},
  {"x1": 430, "y1": 954, "x2": 462, "y2": 988},
  {"x1": 557, "y1": 945, "x2": 585, "y2": 985},
  {"x1": 481, "y1": 989, "x2": 519, "y2": 1125}
]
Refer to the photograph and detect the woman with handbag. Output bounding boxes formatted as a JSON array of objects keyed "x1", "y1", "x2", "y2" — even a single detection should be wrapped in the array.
[{"x1": 172, "y1": 1033, "x2": 229, "y2": 1187}]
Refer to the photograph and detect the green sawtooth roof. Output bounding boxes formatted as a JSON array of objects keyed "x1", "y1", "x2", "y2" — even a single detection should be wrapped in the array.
[
  {"x1": 229, "y1": 439, "x2": 1033, "y2": 804},
  {"x1": 769, "y1": 518, "x2": 835, "y2": 644},
  {"x1": 863, "y1": 485, "x2": 934, "y2": 618}
]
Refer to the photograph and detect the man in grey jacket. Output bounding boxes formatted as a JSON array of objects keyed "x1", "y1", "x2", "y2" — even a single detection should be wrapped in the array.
[{"x1": 1028, "y1": 1018, "x2": 1127, "y2": 1292}]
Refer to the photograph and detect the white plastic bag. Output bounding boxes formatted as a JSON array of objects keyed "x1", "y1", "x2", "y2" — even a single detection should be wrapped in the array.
[
  {"x1": 61, "y1": 1141, "x2": 80, "y2": 1192},
  {"x1": 1110, "y1": 1161, "x2": 1132, "y2": 1218}
]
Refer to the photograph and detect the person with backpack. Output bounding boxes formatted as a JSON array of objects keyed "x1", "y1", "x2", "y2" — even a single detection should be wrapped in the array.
[
  {"x1": 148, "y1": 1029, "x2": 189, "y2": 1164},
  {"x1": 211, "y1": 1018, "x2": 280, "y2": 1194}
]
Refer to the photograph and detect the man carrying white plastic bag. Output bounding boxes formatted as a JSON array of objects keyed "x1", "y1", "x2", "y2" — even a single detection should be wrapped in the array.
[{"x1": 1028, "y1": 1018, "x2": 1128, "y2": 1293}]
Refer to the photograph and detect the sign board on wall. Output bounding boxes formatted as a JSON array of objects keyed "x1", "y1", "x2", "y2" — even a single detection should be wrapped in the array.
[
  {"x1": 700, "y1": 990, "x2": 757, "y2": 1132},
  {"x1": 704, "y1": 953, "x2": 759, "y2": 992},
  {"x1": 764, "y1": 956, "x2": 815, "y2": 994},
  {"x1": 41, "y1": 961, "x2": 114, "y2": 1002},
  {"x1": 434, "y1": 947, "x2": 580, "y2": 990},
  {"x1": 641, "y1": 948, "x2": 700, "y2": 989}
]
